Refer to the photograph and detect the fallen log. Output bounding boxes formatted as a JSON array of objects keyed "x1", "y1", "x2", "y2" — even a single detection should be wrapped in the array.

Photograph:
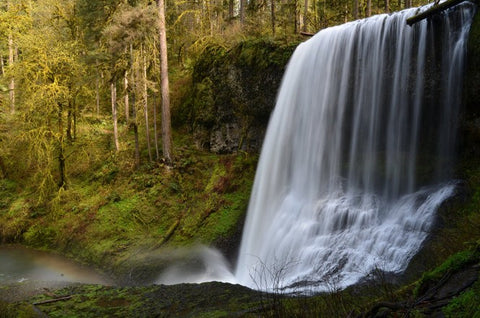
[
  {"x1": 33, "y1": 295, "x2": 73, "y2": 306},
  {"x1": 406, "y1": 0, "x2": 469, "y2": 26},
  {"x1": 300, "y1": 31, "x2": 315, "y2": 37},
  {"x1": 361, "y1": 301, "x2": 408, "y2": 318},
  {"x1": 155, "y1": 219, "x2": 180, "y2": 247}
]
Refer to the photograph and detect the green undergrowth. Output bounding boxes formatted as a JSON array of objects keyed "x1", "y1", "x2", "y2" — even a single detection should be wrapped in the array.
[
  {"x1": 0, "y1": 301, "x2": 36, "y2": 318},
  {"x1": 414, "y1": 245, "x2": 480, "y2": 297},
  {"x1": 0, "y1": 119, "x2": 257, "y2": 280},
  {"x1": 4, "y1": 282, "x2": 266, "y2": 317},
  {"x1": 443, "y1": 281, "x2": 480, "y2": 318},
  {"x1": 443, "y1": 279, "x2": 480, "y2": 317},
  {"x1": 439, "y1": 157, "x2": 480, "y2": 252}
]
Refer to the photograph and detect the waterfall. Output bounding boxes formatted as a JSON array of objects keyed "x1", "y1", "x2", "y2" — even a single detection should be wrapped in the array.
[{"x1": 235, "y1": 3, "x2": 476, "y2": 292}]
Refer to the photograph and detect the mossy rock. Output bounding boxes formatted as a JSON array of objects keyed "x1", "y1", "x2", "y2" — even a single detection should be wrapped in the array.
[
  {"x1": 461, "y1": 7, "x2": 480, "y2": 158},
  {"x1": 180, "y1": 38, "x2": 298, "y2": 154}
]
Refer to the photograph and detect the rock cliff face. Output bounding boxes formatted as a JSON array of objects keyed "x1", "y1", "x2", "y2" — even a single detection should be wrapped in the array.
[
  {"x1": 184, "y1": 39, "x2": 297, "y2": 153},
  {"x1": 461, "y1": 7, "x2": 480, "y2": 159},
  {"x1": 186, "y1": 10, "x2": 480, "y2": 156},
  {"x1": 402, "y1": 7, "x2": 480, "y2": 283}
]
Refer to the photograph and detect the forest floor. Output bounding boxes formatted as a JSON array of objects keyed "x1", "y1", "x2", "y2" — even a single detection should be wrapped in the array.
[{"x1": 0, "y1": 116, "x2": 258, "y2": 284}]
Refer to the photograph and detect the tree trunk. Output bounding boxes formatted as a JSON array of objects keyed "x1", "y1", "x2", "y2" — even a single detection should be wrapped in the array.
[
  {"x1": 124, "y1": 47, "x2": 130, "y2": 123},
  {"x1": 240, "y1": 0, "x2": 247, "y2": 24},
  {"x1": 271, "y1": 0, "x2": 276, "y2": 36},
  {"x1": 58, "y1": 139, "x2": 66, "y2": 189},
  {"x1": 58, "y1": 103, "x2": 66, "y2": 189},
  {"x1": 302, "y1": 0, "x2": 308, "y2": 32},
  {"x1": 8, "y1": 33, "x2": 15, "y2": 114},
  {"x1": 73, "y1": 101, "x2": 77, "y2": 140},
  {"x1": 406, "y1": 0, "x2": 465, "y2": 25},
  {"x1": 228, "y1": 0, "x2": 234, "y2": 21},
  {"x1": 96, "y1": 75, "x2": 100, "y2": 117},
  {"x1": 111, "y1": 82, "x2": 120, "y2": 152},
  {"x1": 208, "y1": 0, "x2": 217, "y2": 35},
  {"x1": 293, "y1": 0, "x2": 298, "y2": 34},
  {"x1": 312, "y1": 0, "x2": 318, "y2": 30},
  {"x1": 366, "y1": 0, "x2": 372, "y2": 17},
  {"x1": 142, "y1": 48, "x2": 152, "y2": 162},
  {"x1": 67, "y1": 109, "x2": 73, "y2": 141},
  {"x1": 385, "y1": 0, "x2": 389, "y2": 13},
  {"x1": 353, "y1": 0, "x2": 359, "y2": 19},
  {"x1": 124, "y1": 70, "x2": 129, "y2": 122},
  {"x1": 0, "y1": 156, "x2": 7, "y2": 178},
  {"x1": 132, "y1": 94, "x2": 140, "y2": 168},
  {"x1": 157, "y1": 0, "x2": 173, "y2": 164},
  {"x1": 153, "y1": 94, "x2": 160, "y2": 161},
  {"x1": 322, "y1": 0, "x2": 326, "y2": 28}
]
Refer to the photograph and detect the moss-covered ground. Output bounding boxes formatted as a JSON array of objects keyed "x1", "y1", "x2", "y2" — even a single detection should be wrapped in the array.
[{"x1": 0, "y1": 115, "x2": 257, "y2": 283}]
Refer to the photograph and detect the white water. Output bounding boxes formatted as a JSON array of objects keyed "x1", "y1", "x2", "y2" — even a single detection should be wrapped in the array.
[
  {"x1": 156, "y1": 246, "x2": 236, "y2": 285},
  {"x1": 235, "y1": 3, "x2": 476, "y2": 292}
]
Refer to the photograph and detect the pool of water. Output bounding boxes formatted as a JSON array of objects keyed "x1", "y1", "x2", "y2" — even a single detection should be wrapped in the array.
[{"x1": 0, "y1": 245, "x2": 111, "y2": 285}]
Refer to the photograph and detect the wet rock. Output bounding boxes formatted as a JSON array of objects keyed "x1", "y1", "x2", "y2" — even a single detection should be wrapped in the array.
[{"x1": 183, "y1": 40, "x2": 297, "y2": 154}]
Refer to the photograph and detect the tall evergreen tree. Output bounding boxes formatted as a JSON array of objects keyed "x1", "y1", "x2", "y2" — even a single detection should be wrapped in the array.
[{"x1": 157, "y1": 0, "x2": 172, "y2": 164}]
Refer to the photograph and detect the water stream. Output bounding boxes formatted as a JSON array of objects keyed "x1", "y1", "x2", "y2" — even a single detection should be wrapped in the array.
[{"x1": 0, "y1": 245, "x2": 110, "y2": 286}]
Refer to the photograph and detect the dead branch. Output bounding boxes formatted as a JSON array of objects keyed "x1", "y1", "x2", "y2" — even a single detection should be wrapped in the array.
[
  {"x1": 33, "y1": 295, "x2": 73, "y2": 306},
  {"x1": 406, "y1": 0, "x2": 468, "y2": 26}
]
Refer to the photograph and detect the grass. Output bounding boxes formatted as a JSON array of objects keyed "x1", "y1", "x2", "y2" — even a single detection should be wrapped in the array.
[
  {"x1": 414, "y1": 247, "x2": 480, "y2": 297},
  {"x1": 443, "y1": 280, "x2": 480, "y2": 317}
]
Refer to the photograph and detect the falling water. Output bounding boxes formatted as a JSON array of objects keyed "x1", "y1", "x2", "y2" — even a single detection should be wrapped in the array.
[{"x1": 235, "y1": 3, "x2": 476, "y2": 292}]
